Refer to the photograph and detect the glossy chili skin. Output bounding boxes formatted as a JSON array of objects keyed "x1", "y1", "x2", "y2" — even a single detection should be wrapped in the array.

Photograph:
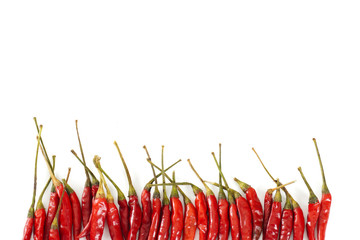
[
  {"x1": 183, "y1": 201, "x2": 197, "y2": 240},
  {"x1": 118, "y1": 198, "x2": 130, "y2": 239},
  {"x1": 170, "y1": 196, "x2": 184, "y2": 240},
  {"x1": 23, "y1": 212, "x2": 34, "y2": 240},
  {"x1": 157, "y1": 204, "x2": 171, "y2": 240},
  {"x1": 194, "y1": 191, "x2": 208, "y2": 240},
  {"x1": 279, "y1": 197, "x2": 293, "y2": 240},
  {"x1": 292, "y1": 201, "x2": 305, "y2": 240},
  {"x1": 55, "y1": 184, "x2": 73, "y2": 240},
  {"x1": 49, "y1": 228, "x2": 60, "y2": 240},
  {"x1": 306, "y1": 201, "x2": 320, "y2": 240},
  {"x1": 34, "y1": 207, "x2": 46, "y2": 240},
  {"x1": 107, "y1": 201, "x2": 124, "y2": 240},
  {"x1": 68, "y1": 189, "x2": 82, "y2": 239},
  {"x1": 243, "y1": 187, "x2": 263, "y2": 240},
  {"x1": 44, "y1": 185, "x2": 59, "y2": 240},
  {"x1": 234, "y1": 193, "x2": 252, "y2": 240},
  {"x1": 265, "y1": 201, "x2": 281, "y2": 240},
  {"x1": 263, "y1": 190, "x2": 273, "y2": 240},
  {"x1": 127, "y1": 194, "x2": 142, "y2": 240},
  {"x1": 81, "y1": 185, "x2": 92, "y2": 240},
  {"x1": 90, "y1": 197, "x2": 107, "y2": 240},
  {"x1": 138, "y1": 188, "x2": 152, "y2": 240},
  {"x1": 206, "y1": 194, "x2": 219, "y2": 240},
  {"x1": 147, "y1": 197, "x2": 161, "y2": 240},
  {"x1": 228, "y1": 197, "x2": 241, "y2": 240},
  {"x1": 218, "y1": 198, "x2": 229, "y2": 240},
  {"x1": 91, "y1": 184, "x2": 99, "y2": 199},
  {"x1": 317, "y1": 193, "x2": 331, "y2": 240}
]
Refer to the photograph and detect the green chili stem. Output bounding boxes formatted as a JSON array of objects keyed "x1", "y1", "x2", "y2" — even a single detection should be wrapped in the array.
[
  {"x1": 143, "y1": 145, "x2": 160, "y2": 195},
  {"x1": 211, "y1": 152, "x2": 230, "y2": 188},
  {"x1": 298, "y1": 167, "x2": 318, "y2": 203},
  {"x1": 313, "y1": 138, "x2": 330, "y2": 194},
  {"x1": 31, "y1": 126, "x2": 43, "y2": 207},
  {"x1": 187, "y1": 159, "x2": 212, "y2": 193},
  {"x1": 114, "y1": 141, "x2": 135, "y2": 195},
  {"x1": 71, "y1": 150, "x2": 98, "y2": 182},
  {"x1": 75, "y1": 120, "x2": 91, "y2": 183}
]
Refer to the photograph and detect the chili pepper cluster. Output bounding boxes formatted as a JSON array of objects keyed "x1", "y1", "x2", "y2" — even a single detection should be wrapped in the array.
[{"x1": 23, "y1": 118, "x2": 332, "y2": 240}]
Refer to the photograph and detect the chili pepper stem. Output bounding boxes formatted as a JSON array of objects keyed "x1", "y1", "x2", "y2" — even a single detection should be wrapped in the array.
[
  {"x1": 114, "y1": 141, "x2": 136, "y2": 196},
  {"x1": 144, "y1": 145, "x2": 161, "y2": 198},
  {"x1": 93, "y1": 155, "x2": 105, "y2": 198},
  {"x1": 98, "y1": 165, "x2": 126, "y2": 200},
  {"x1": 298, "y1": 167, "x2": 318, "y2": 203},
  {"x1": 187, "y1": 159, "x2": 213, "y2": 195},
  {"x1": 94, "y1": 157, "x2": 114, "y2": 202},
  {"x1": 30, "y1": 125, "x2": 43, "y2": 208},
  {"x1": 75, "y1": 120, "x2": 92, "y2": 184},
  {"x1": 313, "y1": 138, "x2": 330, "y2": 194},
  {"x1": 71, "y1": 149, "x2": 100, "y2": 186},
  {"x1": 33, "y1": 118, "x2": 52, "y2": 171}
]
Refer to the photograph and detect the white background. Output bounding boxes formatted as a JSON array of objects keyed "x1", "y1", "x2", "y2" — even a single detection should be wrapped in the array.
[{"x1": 1, "y1": 1, "x2": 359, "y2": 239}]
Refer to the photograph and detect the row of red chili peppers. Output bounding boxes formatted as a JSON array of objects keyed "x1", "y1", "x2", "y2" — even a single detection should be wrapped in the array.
[{"x1": 23, "y1": 119, "x2": 332, "y2": 240}]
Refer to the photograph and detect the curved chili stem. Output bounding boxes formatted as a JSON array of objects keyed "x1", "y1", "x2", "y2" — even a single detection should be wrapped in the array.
[
  {"x1": 187, "y1": 159, "x2": 213, "y2": 194},
  {"x1": 160, "y1": 145, "x2": 170, "y2": 205},
  {"x1": 75, "y1": 120, "x2": 91, "y2": 184},
  {"x1": 297, "y1": 167, "x2": 318, "y2": 203},
  {"x1": 65, "y1": 168, "x2": 71, "y2": 183},
  {"x1": 211, "y1": 152, "x2": 230, "y2": 189},
  {"x1": 71, "y1": 149, "x2": 99, "y2": 184},
  {"x1": 37, "y1": 156, "x2": 56, "y2": 206},
  {"x1": 31, "y1": 125, "x2": 43, "y2": 208},
  {"x1": 252, "y1": 147, "x2": 293, "y2": 197},
  {"x1": 147, "y1": 160, "x2": 192, "y2": 204},
  {"x1": 219, "y1": 144, "x2": 224, "y2": 191},
  {"x1": 94, "y1": 157, "x2": 114, "y2": 202},
  {"x1": 97, "y1": 165, "x2": 126, "y2": 200},
  {"x1": 33, "y1": 118, "x2": 52, "y2": 173},
  {"x1": 93, "y1": 155, "x2": 105, "y2": 198},
  {"x1": 313, "y1": 138, "x2": 330, "y2": 194},
  {"x1": 114, "y1": 141, "x2": 136, "y2": 196},
  {"x1": 143, "y1": 145, "x2": 160, "y2": 196}
]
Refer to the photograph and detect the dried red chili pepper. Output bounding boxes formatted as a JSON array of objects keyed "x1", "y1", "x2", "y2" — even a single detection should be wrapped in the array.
[
  {"x1": 263, "y1": 189, "x2": 273, "y2": 240},
  {"x1": 88, "y1": 156, "x2": 108, "y2": 240},
  {"x1": 211, "y1": 145, "x2": 229, "y2": 240},
  {"x1": 94, "y1": 157, "x2": 124, "y2": 240},
  {"x1": 157, "y1": 145, "x2": 171, "y2": 240},
  {"x1": 279, "y1": 193, "x2": 293, "y2": 240},
  {"x1": 298, "y1": 167, "x2": 320, "y2": 240},
  {"x1": 234, "y1": 178, "x2": 263, "y2": 240},
  {"x1": 49, "y1": 184, "x2": 66, "y2": 240},
  {"x1": 188, "y1": 159, "x2": 219, "y2": 240},
  {"x1": 45, "y1": 179, "x2": 60, "y2": 240},
  {"x1": 169, "y1": 171, "x2": 184, "y2": 240},
  {"x1": 23, "y1": 125, "x2": 42, "y2": 240},
  {"x1": 252, "y1": 148, "x2": 305, "y2": 240},
  {"x1": 115, "y1": 141, "x2": 142, "y2": 240},
  {"x1": 42, "y1": 150, "x2": 73, "y2": 240},
  {"x1": 264, "y1": 185, "x2": 282, "y2": 240},
  {"x1": 313, "y1": 138, "x2": 332, "y2": 240},
  {"x1": 63, "y1": 179, "x2": 82, "y2": 240}
]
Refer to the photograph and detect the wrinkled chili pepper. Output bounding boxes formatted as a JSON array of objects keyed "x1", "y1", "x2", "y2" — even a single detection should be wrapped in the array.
[
  {"x1": 138, "y1": 185, "x2": 152, "y2": 240},
  {"x1": 252, "y1": 148, "x2": 305, "y2": 240},
  {"x1": 74, "y1": 120, "x2": 93, "y2": 240},
  {"x1": 265, "y1": 186, "x2": 282, "y2": 240},
  {"x1": 23, "y1": 125, "x2": 42, "y2": 240},
  {"x1": 45, "y1": 182, "x2": 60, "y2": 240},
  {"x1": 42, "y1": 148, "x2": 73, "y2": 240},
  {"x1": 211, "y1": 147, "x2": 229, "y2": 240},
  {"x1": 169, "y1": 171, "x2": 184, "y2": 240},
  {"x1": 234, "y1": 178, "x2": 263, "y2": 240},
  {"x1": 188, "y1": 159, "x2": 219, "y2": 240},
  {"x1": 49, "y1": 184, "x2": 66, "y2": 240},
  {"x1": 263, "y1": 189, "x2": 273, "y2": 240},
  {"x1": 88, "y1": 156, "x2": 108, "y2": 240},
  {"x1": 115, "y1": 141, "x2": 142, "y2": 240},
  {"x1": 34, "y1": 178, "x2": 51, "y2": 240},
  {"x1": 279, "y1": 193, "x2": 293, "y2": 240},
  {"x1": 63, "y1": 179, "x2": 82, "y2": 240},
  {"x1": 313, "y1": 138, "x2": 332, "y2": 240},
  {"x1": 298, "y1": 167, "x2": 320, "y2": 240}
]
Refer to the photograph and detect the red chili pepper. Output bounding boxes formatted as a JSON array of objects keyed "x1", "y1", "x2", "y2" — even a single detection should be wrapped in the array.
[
  {"x1": 63, "y1": 180, "x2": 82, "y2": 240},
  {"x1": 49, "y1": 185, "x2": 66, "y2": 240},
  {"x1": 94, "y1": 157, "x2": 124, "y2": 240},
  {"x1": 313, "y1": 138, "x2": 332, "y2": 240},
  {"x1": 279, "y1": 193, "x2": 293, "y2": 240},
  {"x1": 23, "y1": 125, "x2": 42, "y2": 240},
  {"x1": 45, "y1": 183, "x2": 60, "y2": 240},
  {"x1": 138, "y1": 185, "x2": 152, "y2": 240},
  {"x1": 252, "y1": 148, "x2": 305, "y2": 240},
  {"x1": 234, "y1": 178, "x2": 263, "y2": 240},
  {"x1": 188, "y1": 159, "x2": 219, "y2": 240},
  {"x1": 115, "y1": 141, "x2": 142, "y2": 240},
  {"x1": 147, "y1": 167, "x2": 162, "y2": 240},
  {"x1": 169, "y1": 172, "x2": 184, "y2": 240},
  {"x1": 263, "y1": 189, "x2": 273, "y2": 240},
  {"x1": 34, "y1": 178, "x2": 51, "y2": 240},
  {"x1": 264, "y1": 187, "x2": 282, "y2": 240},
  {"x1": 233, "y1": 191, "x2": 253, "y2": 240},
  {"x1": 212, "y1": 146, "x2": 230, "y2": 240},
  {"x1": 298, "y1": 167, "x2": 320, "y2": 240}
]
